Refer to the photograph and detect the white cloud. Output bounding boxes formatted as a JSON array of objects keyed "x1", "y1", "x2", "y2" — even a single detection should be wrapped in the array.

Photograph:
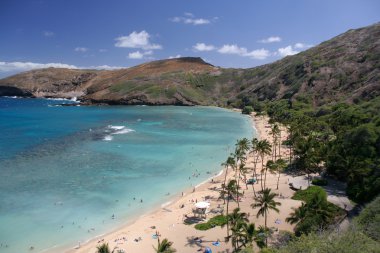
[
  {"x1": 258, "y1": 36, "x2": 282, "y2": 43},
  {"x1": 218, "y1": 44, "x2": 270, "y2": 60},
  {"x1": 169, "y1": 54, "x2": 182, "y2": 59},
  {"x1": 128, "y1": 50, "x2": 153, "y2": 59},
  {"x1": 218, "y1": 44, "x2": 247, "y2": 55},
  {"x1": 115, "y1": 31, "x2": 162, "y2": 50},
  {"x1": 75, "y1": 47, "x2": 88, "y2": 52},
  {"x1": 43, "y1": 31, "x2": 54, "y2": 37},
  {"x1": 0, "y1": 61, "x2": 78, "y2": 73},
  {"x1": 278, "y1": 46, "x2": 299, "y2": 57},
  {"x1": 193, "y1": 43, "x2": 215, "y2": 52},
  {"x1": 0, "y1": 61, "x2": 125, "y2": 77},
  {"x1": 128, "y1": 51, "x2": 144, "y2": 59},
  {"x1": 184, "y1": 18, "x2": 210, "y2": 25},
  {"x1": 169, "y1": 13, "x2": 215, "y2": 25},
  {"x1": 294, "y1": 43, "x2": 313, "y2": 49},
  {"x1": 244, "y1": 49, "x2": 270, "y2": 60},
  {"x1": 87, "y1": 65, "x2": 125, "y2": 70}
]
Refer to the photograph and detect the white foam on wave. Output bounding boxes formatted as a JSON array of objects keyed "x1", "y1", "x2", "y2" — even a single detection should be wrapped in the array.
[
  {"x1": 103, "y1": 125, "x2": 135, "y2": 140},
  {"x1": 3, "y1": 96, "x2": 20, "y2": 98},
  {"x1": 113, "y1": 128, "x2": 135, "y2": 135},
  {"x1": 103, "y1": 135, "x2": 113, "y2": 141},
  {"x1": 108, "y1": 125, "x2": 125, "y2": 130}
]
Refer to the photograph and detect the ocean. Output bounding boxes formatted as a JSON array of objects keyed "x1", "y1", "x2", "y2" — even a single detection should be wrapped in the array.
[{"x1": 0, "y1": 97, "x2": 254, "y2": 253}]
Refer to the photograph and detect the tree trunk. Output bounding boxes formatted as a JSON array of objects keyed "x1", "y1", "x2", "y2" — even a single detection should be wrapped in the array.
[
  {"x1": 260, "y1": 156, "x2": 264, "y2": 191},
  {"x1": 226, "y1": 194, "x2": 230, "y2": 237},
  {"x1": 264, "y1": 168, "x2": 267, "y2": 189},
  {"x1": 265, "y1": 211, "x2": 268, "y2": 246},
  {"x1": 251, "y1": 184, "x2": 256, "y2": 197},
  {"x1": 222, "y1": 167, "x2": 229, "y2": 204},
  {"x1": 236, "y1": 170, "x2": 241, "y2": 208}
]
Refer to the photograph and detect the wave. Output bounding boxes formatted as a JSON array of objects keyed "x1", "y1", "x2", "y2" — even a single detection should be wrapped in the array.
[
  {"x1": 113, "y1": 128, "x2": 135, "y2": 135},
  {"x1": 46, "y1": 97, "x2": 80, "y2": 103},
  {"x1": 3, "y1": 96, "x2": 20, "y2": 98},
  {"x1": 103, "y1": 135, "x2": 113, "y2": 141},
  {"x1": 107, "y1": 125, "x2": 125, "y2": 130},
  {"x1": 102, "y1": 125, "x2": 135, "y2": 141}
]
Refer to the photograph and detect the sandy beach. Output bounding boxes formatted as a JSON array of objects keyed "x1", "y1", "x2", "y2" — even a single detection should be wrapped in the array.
[{"x1": 63, "y1": 113, "x2": 301, "y2": 253}]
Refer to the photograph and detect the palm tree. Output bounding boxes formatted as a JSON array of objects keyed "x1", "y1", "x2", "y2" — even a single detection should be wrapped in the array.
[
  {"x1": 236, "y1": 138, "x2": 251, "y2": 161},
  {"x1": 251, "y1": 138, "x2": 260, "y2": 179},
  {"x1": 264, "y1": 160, "x2": 276, "y2": 189},
  {"x1": 256, "y1": 140, "x2": 272, "y2": 191},
  {"x1": 227, "y1": 208, "x2": 249, "y2": 251},
  {"x1": 270, "y1": 124, "x2": 280, "y2": 160},
  {"x1": 240, "y1": 222, "x2": 257, "y2": 248},
  {"x1": 224, "y1": 179, "x2": 240, "y2": 238},
  {"x1": 251, "y1": 188, "x2": 281, "y2": 246},
  {"x1": 285, "y1": 202, "x2": 308, "y2": 225},
  {"x1": 221, "y1": 156, "x2": 236, "y2": 203},
  {"x1": 96, "y1": 243, "x2": 112, "y2": 253},
  {"x1": 153, "y1": 237, "x2": 176, "y2": 253},
  {"x1": 255, "y1": 225, "x2": 268, "y2": 249},
  {"x1": 275, "y1": 159, "x2": 287, "y2": 190}
]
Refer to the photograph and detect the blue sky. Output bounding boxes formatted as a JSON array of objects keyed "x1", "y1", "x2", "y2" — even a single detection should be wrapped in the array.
[{"x1": 0, "y1": 0, "x2": 379, "y2": 77}]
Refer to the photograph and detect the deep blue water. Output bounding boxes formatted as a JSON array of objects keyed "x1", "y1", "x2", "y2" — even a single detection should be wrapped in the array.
[{"x1": 0, "y1": 97, "x2": 254, "y2": 253}]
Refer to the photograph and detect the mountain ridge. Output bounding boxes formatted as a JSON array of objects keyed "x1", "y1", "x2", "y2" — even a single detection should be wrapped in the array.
[{"x1": 1, "y1": 22, "x2": 379, "y2": 106}]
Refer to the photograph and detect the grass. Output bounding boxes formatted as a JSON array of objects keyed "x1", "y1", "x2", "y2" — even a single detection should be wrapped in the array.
[
  {"x1": 292, "y1": 186, "x2": 327, "y2": 203},
  {"x1": 194, "y1": 215, "x2": 227, "y2": 231},
  {"x1": 292, "y1": 186, "x2": 345, "y2": 218}
]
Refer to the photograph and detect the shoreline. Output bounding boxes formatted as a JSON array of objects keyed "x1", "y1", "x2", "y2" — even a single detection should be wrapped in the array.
[{"x1": 61, "y1": 112, "x2": 300, "y2": 253}]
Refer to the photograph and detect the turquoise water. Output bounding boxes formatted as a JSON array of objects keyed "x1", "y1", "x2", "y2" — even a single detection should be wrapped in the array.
[{"x1": 0, "y1": 97, "x2": 254, "y2": 253}]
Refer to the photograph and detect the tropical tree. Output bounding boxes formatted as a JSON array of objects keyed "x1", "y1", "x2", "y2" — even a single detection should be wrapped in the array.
[
  {"x1": 270, "y1": 124, "x2": 280, "y2": 160},
  {"x1": 251, "y1": 188, "x2": 281, "y2": 246},
  {"x1": 264, "y1": 160, "x2": 276, "y2": 189},
  {"x1": 227, "y1": 208, "x2": 249, "y2": 251},
  {"x1": 96, "y1": 243, "x2": 112, "y2": 253},
  {"x1": 224, "y1": 179, "x2": 240, "y2": 237},
  {"x1": 221, "y1": 156, "x2": 236, "y2": 203},
  {"x1": 275, "y1": 159, "x2": 287, "y2": 190},
  {"x1": 256, "y1": 140, "x2": 272, "y2": 191},
  {"x1": 240, "y1": 222, "x2": 257, "y2": 248},
  {"x1": 250, "y1": 138, "x2": 260, "y2": 179},
  {"x1": 153, "y1": 237, "x2": 176, "y2": 253},
  {"x1": 286, "y1": 202, "x2": 308, "y2": 225}
]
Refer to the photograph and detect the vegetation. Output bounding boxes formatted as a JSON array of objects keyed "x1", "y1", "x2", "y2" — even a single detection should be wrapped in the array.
[
  {"x1": 354, "y1": 195, "x2": 380, "y2": 242},
  {"x1": 242, "y1": 106, "x2": 254, "y2": 115},
  {"x1": 251, "y1": 188, "x2": 281, "y2": 246},
  {"x1": 270, "y1": 196, "x2": 380, "y2": 253},
  {"x1": 96, "y1": 243, "x2": 112, "y2": 253},
  {"x1": 194, "y1": 215, "x2": 227, "y2": 230},
  {"x1": 265, "y1": 97, "x2": 380, "y2": 204},
  {"x1": 288, "y1": 186, "x2": 343, "y2": 236},
  {"x1": 311, "y1": 178, "x2": 328, "y2": 186},
  {"x1": 153, "y1": 238, "x2": 176, "y2": 253}
]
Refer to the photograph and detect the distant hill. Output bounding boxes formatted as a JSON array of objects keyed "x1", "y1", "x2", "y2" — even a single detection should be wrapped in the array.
[{"x1": 1, "y1": 23, "x2": 379, "y2": 106}]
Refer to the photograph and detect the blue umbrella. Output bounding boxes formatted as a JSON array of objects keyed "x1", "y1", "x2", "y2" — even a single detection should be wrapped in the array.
[{"x1": 204, "y1": 247, "x2": 212, "y2": 253}]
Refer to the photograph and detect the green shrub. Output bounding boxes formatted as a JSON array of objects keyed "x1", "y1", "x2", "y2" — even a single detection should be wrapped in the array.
[
  {"x1": 355, "y1": 195, "x2": 380, "y2": 242},
  {"x1": 194, "y1": 215, "x2": 227, "y2": 230},
  {"x1": 292, "y1": 186, "x2": 327, "y2": 203},
  {"x1": 311, "y1": 178, "x2": 328, "y2": 186},
  {"x1": 242, "y1": 106, "x2": 254, "y2": 115}
]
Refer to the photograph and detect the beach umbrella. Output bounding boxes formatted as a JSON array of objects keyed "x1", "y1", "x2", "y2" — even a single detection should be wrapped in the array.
[
  {"x1": 195, "y1": 201, "x2": 210, "y2": 209},
  {"x1": 204, "y1": 247, "x2": 212, "y2": 253}
]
